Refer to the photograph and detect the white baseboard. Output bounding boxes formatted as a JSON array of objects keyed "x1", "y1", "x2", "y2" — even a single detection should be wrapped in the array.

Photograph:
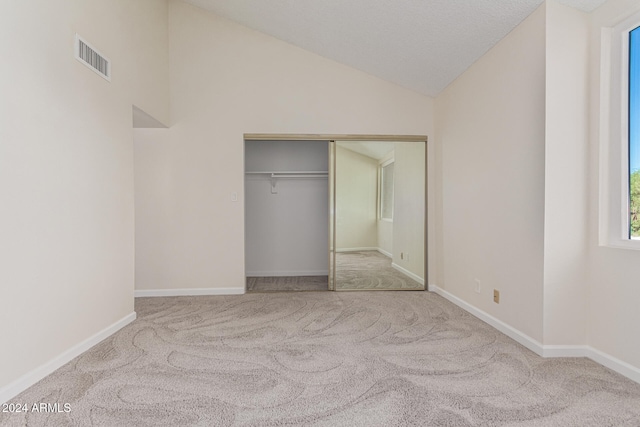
[
  {"x1": 391, "y1": 263, "x2": 425, "y2": 286},
  {"x1": 540, "y1": 345, "x2": 639, "y2": 383},
  {"x1": 135, "y1": 288, "x2": 245, "y2": 297},
  {"x1": 245, "y1": 270, "x2": 328, "y2": 278},
  {"x1": 430, "y1": 285, "x2": 640, "y2": 385},
  {"x1": 0, "y1": 312, "x2": 136, "y2": 405},
  {"x1": 541, "y1": 345, "x2": 589, "y2": 358},
  {"x1": 586, "y1": 346, "x2": 640, "y2": 384},
  {"x1": 336, "y1": 247, "x2": 393, "y2": 258},
  {"x1": 336, "y1": 247, "x2": 378, "y2": 253},
  {"x1": 377, "y1": 248, "x2": 392, "y2": 258},
  {"x1": 430, "y1": 285, "x2": 544, "y2": 355}
]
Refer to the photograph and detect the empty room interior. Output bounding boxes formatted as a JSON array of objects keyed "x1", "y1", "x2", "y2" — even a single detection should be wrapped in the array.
[{"x1": 2, "y1": 0, "x2": 640, "y2": 424}]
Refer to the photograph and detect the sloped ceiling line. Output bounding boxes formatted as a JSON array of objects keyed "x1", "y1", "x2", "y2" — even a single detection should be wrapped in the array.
[{"x1": 182, "y1": 0, "x2": 606, "y2": 97}]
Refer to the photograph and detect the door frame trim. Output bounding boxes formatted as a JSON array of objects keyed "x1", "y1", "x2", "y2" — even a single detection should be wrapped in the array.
[
  {"x1": 244, "y1": 133, "x2": 427, "y2": 142},
  {"x1": 243, "y1": 133, "x2": 429, "y2": 292}
]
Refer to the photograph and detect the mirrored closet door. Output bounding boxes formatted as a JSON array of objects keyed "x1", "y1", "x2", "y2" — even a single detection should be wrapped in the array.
[{"x1": 331, "y1": 140, "x2": 426, "y2": 291}]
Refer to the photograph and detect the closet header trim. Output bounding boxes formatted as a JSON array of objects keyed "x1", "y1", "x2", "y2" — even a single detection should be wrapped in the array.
[{"x1": 244, "y1": 133, "x2": 428, "y2": 142}]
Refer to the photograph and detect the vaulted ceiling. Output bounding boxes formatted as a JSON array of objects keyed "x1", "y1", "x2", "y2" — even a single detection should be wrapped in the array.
[{"x1": 182, "y1": 0, "x2": 606, "y2": 97}]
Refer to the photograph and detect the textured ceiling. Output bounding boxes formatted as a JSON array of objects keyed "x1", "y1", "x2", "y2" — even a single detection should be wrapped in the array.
[{"x1": 182, "y1": 0, "x2": 607, "y2": 97}]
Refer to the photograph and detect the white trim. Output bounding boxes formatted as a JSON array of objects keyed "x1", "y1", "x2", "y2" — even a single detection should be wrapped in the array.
[
  {"x1": 602, "y1": 238, "x2": 640, "y2": 251},
  {"x1": 379, "y1": 160, "x2": 395, "y2": 221},
  {"x1": 377, "y1": 248, "x2": 392, "y2": 258},
  {"x1": 380, "y1": 158, "x2": 395, "y2": 168},
  {"x1": 430, "y1": 285, "x2": 544, "y2": 355},
  {"x1": 245, "y1": 270, "x2": 328, "y2": 278},
  {"x1": 541, "y1": 346, "x2": 640, "y2": 383},
  {"x1": 391, "y1": 263, "x2": 424, "y2": 286},
  {"x1": 430, "y1": 286, "x2": 640, "y2": 385},
  {"x1": 135, "y1": 288, "x2": 245, "y2": 297},
  {"x1": 335, "y1": 247, "x2": 392, "y2": 258},
  {"x1": 74, "y1": 33, "x2": 111, "y2": 82},
  {"x1": 599, "y1": 10, "x2": 640, "y2": 248},
  {"x1": 541, "y1": 345, "x2": 589, "y2": 358},
  {"x1": 0, "y1": 312, "x2": 136, "y2": 404},
  {"x1": 587, "y1": 346, "x2": 640, "y2": 384}
]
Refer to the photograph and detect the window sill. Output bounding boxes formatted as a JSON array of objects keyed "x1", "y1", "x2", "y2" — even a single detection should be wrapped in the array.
[{"x1": 601, "y1": 238, "x2": 640, "y2": 251}]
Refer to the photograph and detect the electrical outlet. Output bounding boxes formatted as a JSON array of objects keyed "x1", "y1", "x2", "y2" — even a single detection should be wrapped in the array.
[
  {"x1": 493, "y1": 289, "x2": 500, "y2": 304},
  {"x1": 474, "y1": 278, "x2": 481, "y2": 293}
]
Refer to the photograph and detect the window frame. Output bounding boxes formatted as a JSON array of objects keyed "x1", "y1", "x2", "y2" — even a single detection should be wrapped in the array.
[
  {"x1": 600, "y1": 9, "x2": 640, "y2": 250},
  {"x1": 628, "y1": 24, "x2": 640, "y2": 239},
  {"x1": 379, "y1": 158, "x2": 394, "y2": 222}
]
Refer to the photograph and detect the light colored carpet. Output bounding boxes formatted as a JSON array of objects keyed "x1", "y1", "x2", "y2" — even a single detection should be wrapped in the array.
[
  {"x1": 336, "y1": 251, "x2": 424, "y2": 290},
  {"x1": 3, "y1": 292, "x2": 640, "y2": 426},
  {"x1": 247, "y1": 276, "x2": 328, "y2": 292}
]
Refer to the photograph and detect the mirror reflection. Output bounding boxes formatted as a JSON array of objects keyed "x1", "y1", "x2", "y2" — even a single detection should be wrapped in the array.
[{"x1": 333, "y1": 141, "x2": 425, "y2": 291}]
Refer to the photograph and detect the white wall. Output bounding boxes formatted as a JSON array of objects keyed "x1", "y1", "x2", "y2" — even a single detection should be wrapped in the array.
[
  {"x1": 133, "y1": 0, "x2": 434, "y2": 293},
  {"x1": 245, "y1": 140, "x2": 328, "y2": 276},
  {"x1": 543, "y1": 1, "x2": 589, "y2": 346},
  {"x1": 434, "y1": 0, "x2": 640, "y2": 380},
  {"x1": 587, "y1": 0, "x2": 640, "y2": 371},
  {"x1": 336, "y1": 145, "x2": 378, "y2": 251},
  {"x1": 0, "y1": 0, "x2": 169, "y2": 395},
  {"x1": 377, "y1": 218, "x2": 394, "y2": 256},
  {"x1": 435, "y1": 5, "x2": 546, "y2": 342},
  {"x1": 245, "y1": 140, "x2": 329, "y2": 172},
  {"x1": 392, "y1": 143, "x2": 426, "y2": 281}
]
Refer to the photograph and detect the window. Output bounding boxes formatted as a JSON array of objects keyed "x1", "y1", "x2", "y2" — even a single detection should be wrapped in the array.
[
  {"x1": 629, "y1": 25, "x2": 640, "y2": 238},
  {"x1": 380, "y1": 160, "x2": 394, "y2": 221},
  {"x1": 599, "y1": 11, "x2": 640, "y2": 249}
]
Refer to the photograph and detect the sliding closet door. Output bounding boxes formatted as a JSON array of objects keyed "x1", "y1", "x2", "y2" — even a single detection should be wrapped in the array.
[
  {"x1": 328, "y1": 141, "x2": 336, "y2": 291},
  {"x1": 333, "y1": 141, "x2": 426, "y2": 291}
]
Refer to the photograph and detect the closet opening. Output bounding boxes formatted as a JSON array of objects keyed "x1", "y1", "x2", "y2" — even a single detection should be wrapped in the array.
[
  {"x1": 244, "y1": 139, "x2": 330, "y2": 292},
  {"x1": 244, "y1": 134, "x2": 428, "y2": 293}
]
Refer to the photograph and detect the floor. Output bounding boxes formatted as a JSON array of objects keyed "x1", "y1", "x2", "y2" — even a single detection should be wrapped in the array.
[
  {"x1": 4, "y1": 291, "x2": 640, "y2": 426},
  {"x1": 335, "y1": 251, "x2": 424, "y2": 291},
  {"x1": 246, "y1": 275, "x2": 328, "y2": 292},
  {"x1": 247, "y1": 251, "x2": 424, "y2": 293}
]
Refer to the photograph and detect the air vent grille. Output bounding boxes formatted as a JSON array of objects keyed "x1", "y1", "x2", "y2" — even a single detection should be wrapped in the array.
[{"x1": 75, "y1": 34, "x2": 111, "y2": 81}]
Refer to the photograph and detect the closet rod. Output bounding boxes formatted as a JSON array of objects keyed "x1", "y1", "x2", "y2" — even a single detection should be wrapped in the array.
[{"x1": 270, "y1": 173, "x2": 328, "y2": 179}]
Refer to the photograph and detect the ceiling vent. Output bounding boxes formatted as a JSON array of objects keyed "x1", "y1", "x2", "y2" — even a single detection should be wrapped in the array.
[{"x1": 75, "y1": 34, "x2": 111, "y2": 81}]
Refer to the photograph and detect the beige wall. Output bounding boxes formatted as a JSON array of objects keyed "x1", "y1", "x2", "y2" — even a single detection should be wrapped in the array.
[
  {"x1": 3, "y1": 0, "x2": 639, "y2": 404},
  {"x1": 434, "y1": 0, "x2": 640, "y2": 377},
  {"x1": 543, "y1": 1, "x2": 589, "y2": 346},
  {"x1": 435, "y1": 4, "x2": 546, "y2": 342},
  {"x1": 133, "y1": 0, "x2": 434, "y2": 293},
  {"x1": 0, "y1": 0, "x2": 169, "y2": 391},
  {"x1": 392, "y1": 143, "x2": 426, "y2": 281},
  {"x1": 335, "y1": 146, "x2": 378, "y2": 251},
  {"x1": 587, "y1": 0, "x2": 640, "y2": 371}
]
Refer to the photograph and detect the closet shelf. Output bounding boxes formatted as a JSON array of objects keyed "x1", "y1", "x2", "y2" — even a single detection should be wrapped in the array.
[
  {"x1": 246, "y1": 171, "x2": 328, "y2": 179},
  {"x1": 245, "y1": 171, "x2": 328, "y2": 175},
  {"x1": 245, "y1": 171, "x2": 328, "y2": 194}
]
